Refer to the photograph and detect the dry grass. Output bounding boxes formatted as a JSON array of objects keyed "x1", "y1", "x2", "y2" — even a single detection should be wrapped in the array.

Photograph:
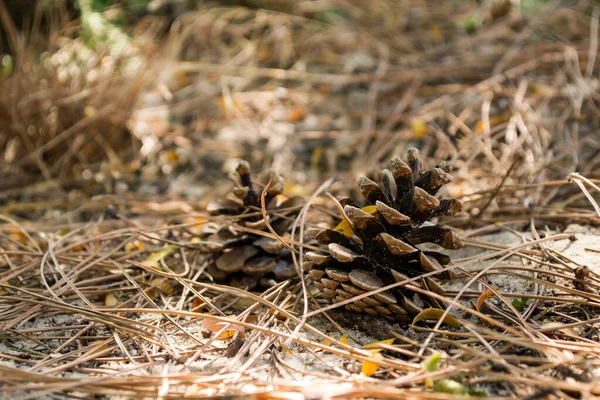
[{"x1": 1, "y1": 0, "x2": 600, "y2": 398}]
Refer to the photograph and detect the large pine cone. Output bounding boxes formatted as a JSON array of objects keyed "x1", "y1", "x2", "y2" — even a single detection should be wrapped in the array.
[
  {"x1": 303, "y1": 149, "x2": 463, "y2": 323},
  {"x1": 199, "y1": 161, "x2": 302, "y2": 290}
]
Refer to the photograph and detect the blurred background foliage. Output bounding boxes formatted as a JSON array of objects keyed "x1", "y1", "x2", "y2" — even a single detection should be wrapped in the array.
[{"x1": 1, "y1": 0, "x2": 598, "y2": 223}]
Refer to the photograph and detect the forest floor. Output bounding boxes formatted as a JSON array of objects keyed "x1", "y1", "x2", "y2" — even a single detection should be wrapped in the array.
[{"x1": 1, "y1": 1, "x2": 600, "y2": 399}]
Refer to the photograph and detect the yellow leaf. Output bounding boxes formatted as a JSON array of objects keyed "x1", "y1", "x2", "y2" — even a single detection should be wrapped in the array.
[
  {"x1": 194, "y1": 218, "x2": 206, "y2": 227},
  {"x1": 275, "y1": 194, "x2": 288, "y2": 203},
  {"x1": 283, "y1": 183, "x2": 306, "y2": 197},
  {"x1": 334, "y1": 219, "x2": 355, "y2": 236},
  {"x1": 311, "y1": 147, "x2": 323, "y2": 170},
  {"x1": 125, "y1": 240, "x2": 145, "y2": 252},
  {"x1": 334, "y1": 206, "x2": 378, "y2": 237},
  {"x1": 0, "y1": 281, "x2": 8, "y2": 295},
  {"x1": 434, "y1": 379, "x2": 464, "y2": 394},
  {"x1": 320, "y1": 338, "x2": 332, "y2": 347},
  {"x1": 340, "y1": 334, "x2": 349, "y2": 345},
  {"x1": 411, "y1": 118, "x2": 428, "y2": 138},
  {"x1": 412, "y1": 308, "x2": 460, "y2": 329},
  {"x1": 361, "y1": 205, "x2": 378, "y2": 215},
  {"x1": 163, "y1": 149, "x2": 178, "y2": 163},
  {"x1": 216, "y1": 329, "x2": 238, "y2": 339},
  {"x1": 362, "y1": 353, "x2": 383, "y2": 376},
  {"x1": 361, "y1": 338, "x2": 394, "y2": 354},
  {"x1": 531, "y1": 83, "x2": 556, "y2": 97},
  {"x1": 8, "y1": 229, "x2": 27, "y2": 243},
  {"x1": 105, "y1": 293, "x2": 119, "y2": 307},
  {"x1": 142, "y1": 246, "x2": 174, "y2": 269},
  {"x1": 202, "y1": 316, "x2": 245, "y2": 340},
  {"x1": 475, "y1": 287, "x2": 499, "y2": 312},
  {"x1": 475, "y1": 115, "x2": 510, "y2": 133},
  {"x1": 421, "y1": 352, "x2": 442, "y2": 372},
  {"x1": 428, "y1": 24, "x2": 443, "y2": 43},
  {"x1": 84, "y1": 106, "x2": 96, "y2": 117}
]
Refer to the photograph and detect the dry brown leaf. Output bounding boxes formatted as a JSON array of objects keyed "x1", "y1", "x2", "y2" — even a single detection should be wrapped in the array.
[{"x1": 475, "y1": 287, "x2": 499, "y2": 312}]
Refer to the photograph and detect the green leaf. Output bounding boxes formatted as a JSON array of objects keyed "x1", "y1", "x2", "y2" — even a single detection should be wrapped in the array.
[
  {"x1": 142, "y1": 246, "x2": 174, "y2": 269},
  {"x1": 466, "y1": 387, "x2": 488, "y2": 397},
  {"x1": 422, "y1": 353, "x2": 441, "y2": 372},
  {"x1": 434, "y1": 379, "x2": 464, "y2": 394},
  {"x1": 511, "y1": 297, "x2": 528, "y2": 312}
]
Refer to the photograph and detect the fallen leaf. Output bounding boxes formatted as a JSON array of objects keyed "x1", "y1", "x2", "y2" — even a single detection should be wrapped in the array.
[
  {"x1": 193, "y1": 218, "x2": 206, "y2": 228},
  {"x1": 428, "y1": 24, "x2": 443, "y2": 43},
  {"x1": 8, "y1": 229, "x2": 27, "y2": 243},
  {"x1": 340, "y1": 334, "x2": 349, "y2": 345},
  {"x1": 142, "y1": 246, "x2": 174, "y2": 269},
  {"x1": 288, "y1": 107, "x2": 306, "y2": 122},
  {"x1": 335, "y1": 206, "x2": 378, "y2": 237},
  {"x1": 434, "y1": 379, "x2": 464, "y2": 394},
  {"x1": 125, "y1": 240, "x2": 145, "y2": 252},
  {"x1": 475, "y1": 287, "x2": 499, "y2": 312},
  {"x1": 191, "y1": 296, "x2": 204, "y2": 310},
  {"x1": 202, "y1": 316, "x2": 245, "y2": 340},
  {"x1": 411, "y1": 118, "x2": 428, "y2": 138},
  {"x1": 361, "y1": 352, "x2": 383, "y2": 376},
  {"x1": 334, "y1": 219, "x2": 354, "y2": 236},
  {"x1": 361, "y1": 338, "x2": 394, "y2": 354},
  {"x1": 511, "y1": 297, "x2": 528, "y2": 312},
  {"x1": 163, "y1": 149, "x2": 178, "y2": 163},
  {"x1": 283, "y1": 183, "x2": 307, "y2": 197},
  {"x1": 422, "y1": 352, "x2": 442, "y2": 372},
  {"x1": 68, "y1": 244, "x2": 85, "y2": 253},
  {"x1": 310, "y1": 147, "x2": 323, "y2": 170},
  {"x1": 475, "y1": 114, "x2": 510, "y2": 133},
  {"x1": 412, "y1": 308, "x2": 460, "y2": 329},
  {"x1": 361, "y1": 205, "x2": 378, "y2": 215},
  {"x1": 105, "y1": 293, "x2": 119, "y2": 307}
]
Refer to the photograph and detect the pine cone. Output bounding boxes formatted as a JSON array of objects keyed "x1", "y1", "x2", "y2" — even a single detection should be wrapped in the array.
[
  {"x1": 199, "y1": 161, "x2": 302, "y2": 290},
  {"x1": 303, "y1": 149, "x2": 463, "y2": 323}
]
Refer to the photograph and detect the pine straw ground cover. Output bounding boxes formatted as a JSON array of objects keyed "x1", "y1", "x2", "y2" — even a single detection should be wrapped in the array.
[{"x1": 2, "y1": 0, "x2": 600, "y2": 399}]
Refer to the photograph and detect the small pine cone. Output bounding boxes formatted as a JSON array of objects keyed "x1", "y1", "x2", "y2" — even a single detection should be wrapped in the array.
[
  {"x1": 199, "y1": 161, "x2": 303, "y2": 290},
  {"x1": 304, "y1": 149, "x2": 463, "y2": 323}
]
